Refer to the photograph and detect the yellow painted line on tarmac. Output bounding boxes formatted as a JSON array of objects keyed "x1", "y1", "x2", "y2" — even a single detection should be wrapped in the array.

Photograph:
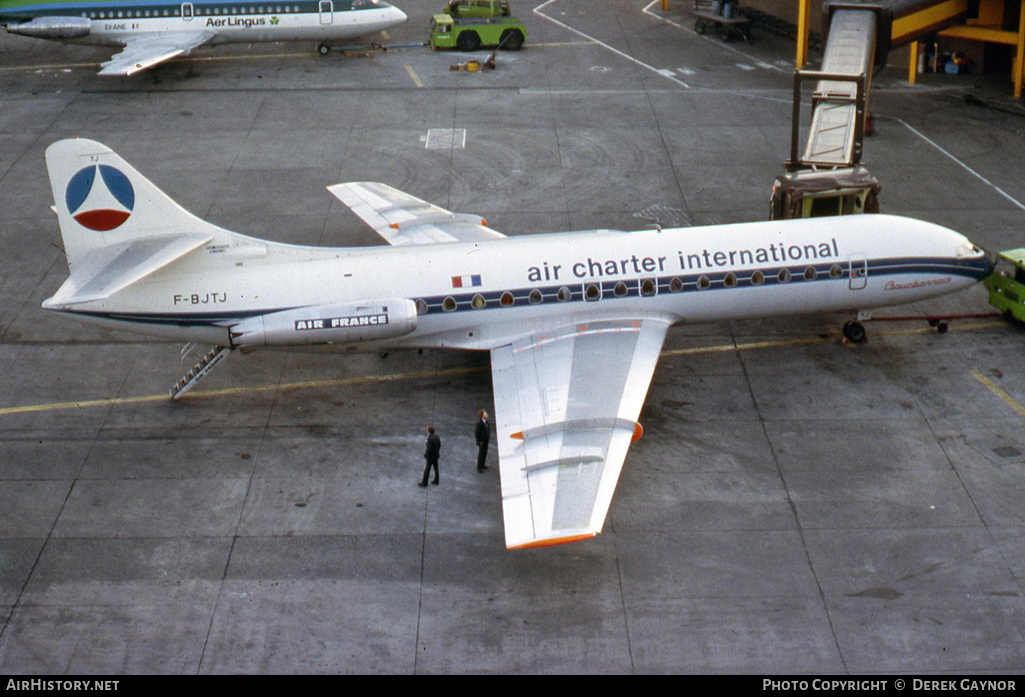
[
  {"x1": 0, "y1": 50, "x2": 318, "y2": 74},
  {"x1": 879, "y1": 320, "x2": 1006, "y2": 336},
  {"x1": 404, "y1": 64, "x2": 424, "y2": 88},
  {"x1": 0, "y1": 319, "x2": 1009, "y2": 418},
  {"x1": 663, "y1": 320, "x2": 1007, "y2": 358},
  {"x1": 0, "y1": 61, "x2": 100, "y2": 72},
  {"x1": 0, "y1": 365, "x2": 485, "y2": 417},
  {"x1": 0, "y1": 393, "x2": 169, "y2": 416},
  {"x1": 663, "y1": 334, "x2": 832, "y2": 357},
  {"x1": 0, "y1": 41, "x2": 589, "y2": 75},
  {"x1": 190, "y1": 365, "x2": 484, "y2": 400},
  {"x1": 971, "y1": 371, "x2": 1025, "y2": 420}
]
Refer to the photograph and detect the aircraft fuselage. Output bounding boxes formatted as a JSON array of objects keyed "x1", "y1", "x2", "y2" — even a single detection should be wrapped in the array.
[
  {"x1": 2, "y1": 0, "x2": 406, "y2": 47},
  {"x1": 47, "y1": 214, "x2": 991, "y2": 351}
]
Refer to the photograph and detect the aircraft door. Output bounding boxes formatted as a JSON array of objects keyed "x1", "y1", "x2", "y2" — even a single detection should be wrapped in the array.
[
  {"x1": 181, "y1": 2, "x2": 193, "y2": 20},
  {"x1": 319, "y1": 0, "x2": 334, "y2": 24},
  {"x1": 849, "y1": 254, "x2": 868, "y2": 290}
]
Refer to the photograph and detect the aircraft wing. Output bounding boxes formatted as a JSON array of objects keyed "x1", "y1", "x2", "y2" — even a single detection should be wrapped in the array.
[
  {"x1": 490, "y1": 317, "x2": 671, "y2": 549},
  {"x1": 99, "y1": 31, "x2": 214, "y2": 76},
  {"x1": 328, "y1": 182, "x2": 506, "y2": 245}
]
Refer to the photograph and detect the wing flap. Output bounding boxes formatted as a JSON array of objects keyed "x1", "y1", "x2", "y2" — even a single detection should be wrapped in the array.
[
  {"x1": 490, "y1": 318, "x2": 670, "y2": 549},
  {"x1": 328, "y1": 182, "x2": 505, "y2": 245},
  {"x1": 99, "y1": 32, "x2": 214, "y2": 76}
]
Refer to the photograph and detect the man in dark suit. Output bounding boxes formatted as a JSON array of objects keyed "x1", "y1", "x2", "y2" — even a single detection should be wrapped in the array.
[
  {"x1": 475, "y1": 410, "x2": 490, "y2": 473},
  {"x1": 420, "y1": 425, "x2": 441, "y2": 487}
]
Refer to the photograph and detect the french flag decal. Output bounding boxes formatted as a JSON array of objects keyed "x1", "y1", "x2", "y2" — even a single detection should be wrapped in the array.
[{"x1": 452, "y1": 274, "x2": 482, "y2": 288}]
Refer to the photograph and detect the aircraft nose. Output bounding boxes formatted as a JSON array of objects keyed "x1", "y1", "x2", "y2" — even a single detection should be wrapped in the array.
[
  {"x1": 392, "y1": 6, "x2": 407, "y2": 22},
  {"x1": 983, "y1": 252, "x2": 996, "y2": 277},
  {"x1": 958, "y1": 239, "x2": 993, "y2": 280}
]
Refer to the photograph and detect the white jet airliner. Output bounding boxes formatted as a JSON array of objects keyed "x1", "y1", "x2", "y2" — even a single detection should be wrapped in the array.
[
  {"x1": 0, "y1": 0, "x2": 406, "y2": 75},
  {"x1": 41, "y1": 138, "x2": 991, "y2": 549}
]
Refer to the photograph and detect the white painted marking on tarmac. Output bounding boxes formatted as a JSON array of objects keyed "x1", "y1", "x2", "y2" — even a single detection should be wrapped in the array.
[
  {"x1": 533, "y1": 0, "x2": 690, "y2": 88},
  {"x1": 900, "y1": 119, "x2": 1025, "y2": 213},
  {"x1": 639, "y1": 0, "x2": 786, "y2": 73},
  {"x1": 426, "y1": 128, "x2": 467, "y2": 149}
]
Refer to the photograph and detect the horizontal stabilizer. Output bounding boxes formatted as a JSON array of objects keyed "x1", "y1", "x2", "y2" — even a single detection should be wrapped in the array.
[{"x1": 44, "y1": 233, "x2": 211, "y2": 307}]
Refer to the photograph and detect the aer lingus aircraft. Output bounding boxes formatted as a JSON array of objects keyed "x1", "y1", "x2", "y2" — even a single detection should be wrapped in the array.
[
  {"x1": 0, "y1": 0, "x2": 406, "y2": 75},
  {"x1": 42, "y1": 138, "x2": 991, "y2": 549}
]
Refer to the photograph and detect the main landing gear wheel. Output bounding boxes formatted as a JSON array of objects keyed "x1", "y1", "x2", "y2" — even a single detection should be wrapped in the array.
[
  {"x1": 843, "y1": 320, "x2": 867, "y2": 344},
  {"x1": 317, "y1": 43, "x2": 330, "y2": 56}
]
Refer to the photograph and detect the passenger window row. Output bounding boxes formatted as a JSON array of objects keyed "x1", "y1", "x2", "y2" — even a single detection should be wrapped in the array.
[
  {"x1": 83, "y1": 5, "x2": 302, "y2": 18},
  {"x1": 419, "y1": 263, "x2": 846, "y2": 314}
]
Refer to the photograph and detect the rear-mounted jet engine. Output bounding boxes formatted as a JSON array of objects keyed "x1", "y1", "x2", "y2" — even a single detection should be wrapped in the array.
[
  {"x1": 8, "y1": 16, "x2": 91, "y2": 39},
  {"x1": 230, "y1": 299, "x2": 418, "y2": 348}
]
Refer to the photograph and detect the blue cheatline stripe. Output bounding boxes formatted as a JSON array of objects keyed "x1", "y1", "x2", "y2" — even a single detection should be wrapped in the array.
[
  {"x1": 0, "y1": 0, "x2": 360, "y2": 18},
  {"x1": 50, "y1": 254, "x2": 990, "y2": 327},
  {"x1": 420, "y1": 255, "x2": 991, "y2": 315},
  {"x1": 60, "y1": 307, "x2": 291, "y2": 327}
]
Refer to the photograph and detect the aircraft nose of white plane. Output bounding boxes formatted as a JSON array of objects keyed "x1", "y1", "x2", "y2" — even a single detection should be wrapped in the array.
[
  {"x1": 390, "y1": 5, "x2": 407, "y2": 23},
  {"x1": 957, "y1": 238, "x2": 994, "y2": 280}
]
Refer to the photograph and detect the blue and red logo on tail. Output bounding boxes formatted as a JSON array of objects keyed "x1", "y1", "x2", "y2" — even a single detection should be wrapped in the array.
[{"x1": 66, "y1": 165, "x2": 135, "y2": 231}]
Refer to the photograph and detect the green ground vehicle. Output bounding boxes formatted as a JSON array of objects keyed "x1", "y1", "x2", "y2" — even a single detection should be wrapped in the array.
[
  {"x1": 443, "y1": 0, "x2": 511, "y2": 17},
  {"x1": 429, "y1": 13, "x2": 526, "y2": 51},
  {"x1": 985, "y1": 248, "x2": 1025, "y2": 323}
]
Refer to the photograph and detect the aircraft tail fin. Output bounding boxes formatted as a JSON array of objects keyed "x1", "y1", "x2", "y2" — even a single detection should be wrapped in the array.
[{"x1": 44, "y1": 138, "x2": 227, "y2": 270}]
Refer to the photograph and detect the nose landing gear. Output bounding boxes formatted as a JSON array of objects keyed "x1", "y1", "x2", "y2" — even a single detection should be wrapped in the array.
[{"x1": 842, "y1": 319, "x2": 868, "y2": 345}]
